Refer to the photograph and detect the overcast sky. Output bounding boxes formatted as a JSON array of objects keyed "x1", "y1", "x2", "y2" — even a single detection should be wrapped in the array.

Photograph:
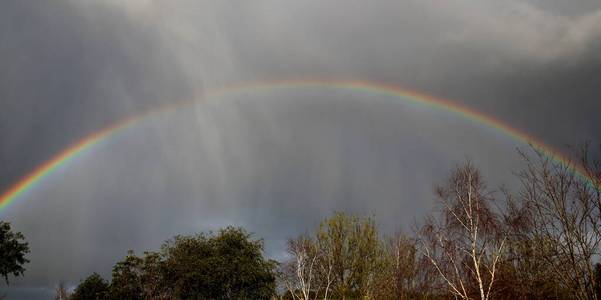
[{"x1": 1, "y1": 1, "x2": 601, "y2": 298}]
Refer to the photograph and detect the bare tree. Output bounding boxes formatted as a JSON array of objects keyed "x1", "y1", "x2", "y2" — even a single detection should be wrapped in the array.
[
  {"x1": 514, "y1": 145, "x2": 601, "y2": 300},
  {"x1": 493, "y1": 183, "x2": 571, "y2": 299},
  {"x1": 279, "y1": 235, "x2": 321, "y2": 300},
  {"x1": 418, "y1": 161, "x2": 507, "y2": 300}
]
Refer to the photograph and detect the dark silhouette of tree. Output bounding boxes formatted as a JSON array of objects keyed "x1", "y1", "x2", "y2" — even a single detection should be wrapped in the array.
[
  {"x1": 0, "y1": 221, "x2": 29, "y2": 284},
  {"x1": 70, "y1": 273, "x2": 109, "y2": 300}
]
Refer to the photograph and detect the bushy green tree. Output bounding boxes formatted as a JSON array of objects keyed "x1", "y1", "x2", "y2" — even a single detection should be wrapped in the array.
[
  {"x1": 71, "y1": 273, "x2": 109, "y2": 300},
  {"x1": 138, "y1": 251, "x2": 168, "y2": 299},
  {"x1": 0, "y1": 221, "x2": 29, "y2": 284},
  {"x1": 161, "y1": 226, "x2": 277, "y2": 299},
  {"x1": 80, "y1": 226, "x2": 276, "y2": 299},
  {"x1": 107, "y1": 250, "x2": 143, "y2": 300}
]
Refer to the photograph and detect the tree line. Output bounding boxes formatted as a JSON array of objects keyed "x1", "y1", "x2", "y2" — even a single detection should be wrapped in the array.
[
  {"x1": 1, "y1": 145, "x2": 600, "y2": 299},
  {"x1": 277, "y1": 146, "x2": 601, "y2": 300}
]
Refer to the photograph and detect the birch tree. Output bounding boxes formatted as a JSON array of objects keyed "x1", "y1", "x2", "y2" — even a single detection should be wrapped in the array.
[
  {"x1": 418, "y1": 161, "x2": 506, "y2": 300},
  {"x1": 279, "y1": 235, "x2": 321, "y2": 300}
]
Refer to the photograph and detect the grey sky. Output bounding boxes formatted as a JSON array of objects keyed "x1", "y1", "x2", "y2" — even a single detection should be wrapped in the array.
[{"x1": 1, "y1": 1, "x2": 600, "y2": 298}]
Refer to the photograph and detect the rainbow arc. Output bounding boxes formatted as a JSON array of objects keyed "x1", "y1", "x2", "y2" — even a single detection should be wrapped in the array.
[{"x1": 0, "y1": 80, "x2": 590, "y2": 212}]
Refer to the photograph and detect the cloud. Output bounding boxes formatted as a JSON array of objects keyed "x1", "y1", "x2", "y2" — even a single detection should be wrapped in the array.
[{"x1": 428, "y1": 0, "x2": 601, "y2": 62}]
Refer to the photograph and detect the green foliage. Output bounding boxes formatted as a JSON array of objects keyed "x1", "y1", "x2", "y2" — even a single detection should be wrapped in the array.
[
  {"x1": 107, "y1": 250, "x2": 143, "y2": 300},
  {"x1": 84, "y1": 226, "x2": 276, "y2": 300},
  {"x1": 0, "y1": 221, "x2": 29, "y2": 285},
  {"x1": 316, "y1": 212, "x2": 383, "y2": 298},
  {"x1": 71, "y1": 273, "x2": 109, "y2": 300},
  {"x1": 138, "y1": 251, "x2": 167, "y2": 299},
  {"x1": 161, "y1": 226, "x2": 277, "y2": 299}
]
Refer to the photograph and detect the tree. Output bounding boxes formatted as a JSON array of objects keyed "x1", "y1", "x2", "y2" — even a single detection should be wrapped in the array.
[
  {"x1": 107, "y1": 250, "x2": 143, "y2": 300},
  {"x1": 137, "y1": 251, "x2": 169, "y2": 299},
  {"x1": 595, "y1": 263, "x2": 601, "y2": 299},
  {"x1": 70, "y1": 273, "x2": 109, "y2": 300},
  {"x1": 75, "y1": 227, "x2": 276, "y2": 299},
  {"x1": 0, "y1": 221, "x2": 29, "y2": 285},
  {"x1": 54, "y1": 281, "x2": 69, "y2": 300},
  {"x1": 278, "y1": 213, "x2": 383, "y2": 299},
  {"x1": 493, "y1": 186, "x2": 570, "y2": 299},
  {"x1": 315, "y1": 212, "x2": 383, "y2": 299},
  {"x1": 278, "y1": 234, "x2": 320, "y2": 300},
  {"x1": 373, "y1": 234, "x2": 436, "y2": 300},
  {"x1": 418, "y1": 161, "x2": 507, "y2": 300},
  {"x1": 512, "y1": 146, "x2": 601, "y2": 300},
  {"x1": 160, "y1": 226, "x2": 277, "y2": 299}
]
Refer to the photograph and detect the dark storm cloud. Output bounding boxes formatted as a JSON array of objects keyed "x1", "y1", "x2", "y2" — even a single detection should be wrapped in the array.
[
  {"x1": 220, "y1": 0, "x2": 601, "y2": 144},
  {"x1": 1, "y1": 1, "x2": 601, "y2": 298},
  {"x1": 0, "y1": 0, "x2": 191, "y2": 191}
]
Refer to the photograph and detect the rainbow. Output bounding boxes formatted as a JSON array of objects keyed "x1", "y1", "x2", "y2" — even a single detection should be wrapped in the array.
[{"x1": 0, "y1": 79, "x2": 592, "y2": 212}]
